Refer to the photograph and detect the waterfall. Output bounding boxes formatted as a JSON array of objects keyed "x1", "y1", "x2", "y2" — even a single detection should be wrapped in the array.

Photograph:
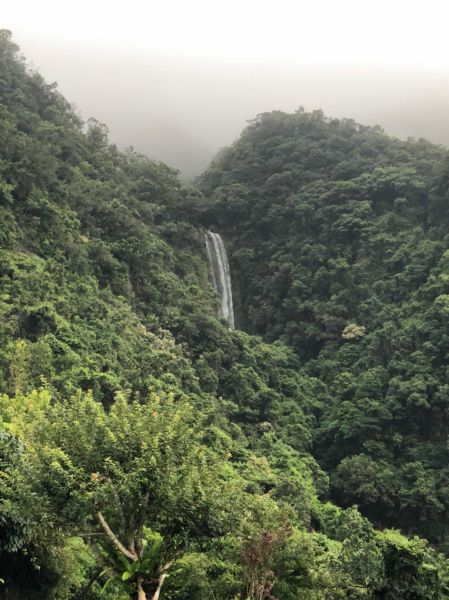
[{"x1": 205, "y1": 231, "x2": 235, "y2": 329}]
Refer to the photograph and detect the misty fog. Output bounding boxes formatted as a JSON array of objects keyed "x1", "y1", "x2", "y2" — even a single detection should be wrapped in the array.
[{"x1": 11, "y1": 35, "x2": 449, "y2": 180}]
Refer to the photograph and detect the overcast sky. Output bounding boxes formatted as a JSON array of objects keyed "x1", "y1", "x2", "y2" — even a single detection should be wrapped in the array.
[{"x1": 3, "y1": 0, "x2": 449, "y2": 178}]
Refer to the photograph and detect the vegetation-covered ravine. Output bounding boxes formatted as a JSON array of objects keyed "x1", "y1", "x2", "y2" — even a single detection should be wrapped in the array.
[{"x1": 2, "y1": 30, "x2": 449, "y2": 599}]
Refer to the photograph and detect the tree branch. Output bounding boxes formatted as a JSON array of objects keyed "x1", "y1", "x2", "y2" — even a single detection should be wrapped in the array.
[{"x1": 95, "y1": 509, "x2": 138, "y2": 561}]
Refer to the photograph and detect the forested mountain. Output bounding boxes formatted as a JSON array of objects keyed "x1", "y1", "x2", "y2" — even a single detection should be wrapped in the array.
[
  {"x1": 200, "y1": 110, "x2": 449, "y2": 545},
  {"x1": 2, "y1": 29, "x2": 449, "y2": 599}
]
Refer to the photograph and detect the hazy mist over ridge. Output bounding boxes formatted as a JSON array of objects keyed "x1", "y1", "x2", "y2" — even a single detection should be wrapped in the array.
[{"x1": 5, "y1": 0, "x2": 449, "y2": 179}]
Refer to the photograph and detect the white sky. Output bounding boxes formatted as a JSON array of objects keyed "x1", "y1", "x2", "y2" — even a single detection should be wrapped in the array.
[
  {"x1": 3, "y1": 0, "x2": 449, "y2": 176},
  {"x1": 4, "y1": 0, "x2": 449, "y2": 68}
]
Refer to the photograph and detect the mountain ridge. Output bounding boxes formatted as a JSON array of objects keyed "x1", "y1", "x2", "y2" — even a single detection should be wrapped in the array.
[{"x1": 1, "y1": 29, "x2": 449, "y2": 599}]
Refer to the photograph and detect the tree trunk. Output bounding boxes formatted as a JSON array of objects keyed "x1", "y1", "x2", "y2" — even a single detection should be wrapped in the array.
[
  {"x1": 150, "y1": 573, "x2": 167, "y2": 600},
  {"x1": 136, "y1": 576, "x2": 147, "y2": 600}
]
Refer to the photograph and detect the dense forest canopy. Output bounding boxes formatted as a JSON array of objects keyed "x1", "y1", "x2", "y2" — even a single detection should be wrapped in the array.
[
  {"x1": 199, "y1": 108, "x2": 449, "y2": 544},
  {"x1": 2, "y1": 29, "x2": 449, "y2": 599}
]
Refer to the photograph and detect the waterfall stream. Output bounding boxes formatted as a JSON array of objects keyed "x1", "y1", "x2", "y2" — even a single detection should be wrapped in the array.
[{"x1": 205, "y1": 231, "x2": 235, "y2": 329}]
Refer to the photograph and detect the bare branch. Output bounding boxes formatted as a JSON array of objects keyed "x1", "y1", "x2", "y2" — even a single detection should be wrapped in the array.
[
  {"x1": 160, "y1": 551, "x2": 182, "y2": 574},
  {"x1": 95, "y1": 509, "x2": 138, "y2": 561}
]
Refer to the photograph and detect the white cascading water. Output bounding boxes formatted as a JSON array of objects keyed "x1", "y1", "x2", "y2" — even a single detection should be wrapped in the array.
[{"x1": 205, "y1": 231, "x2": 235, "y2": 329}]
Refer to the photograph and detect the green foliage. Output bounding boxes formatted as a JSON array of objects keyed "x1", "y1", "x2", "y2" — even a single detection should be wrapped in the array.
[
  {"x1": 2, "y1": 29, "x2": 449, "y2": 599},
  {"x1": 200, "y1": 107, "x2": 449, "y2": 546},
  {"x1": 0, "y1": 389, "x2": 236, "y2": 598}
]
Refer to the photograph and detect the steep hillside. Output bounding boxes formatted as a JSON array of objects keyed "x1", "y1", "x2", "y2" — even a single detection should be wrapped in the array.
[
  {"x1": 2, "y1": 30, "x2": 449, "y2": 600},
  {"x1": 200, "y1": 109, "x2": 449, "y2": 545}
]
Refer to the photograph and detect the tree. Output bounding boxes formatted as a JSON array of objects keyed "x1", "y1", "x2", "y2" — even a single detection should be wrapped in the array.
[{"x1": 1, "y1": 389, "x2": 230, "y2": 600}]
